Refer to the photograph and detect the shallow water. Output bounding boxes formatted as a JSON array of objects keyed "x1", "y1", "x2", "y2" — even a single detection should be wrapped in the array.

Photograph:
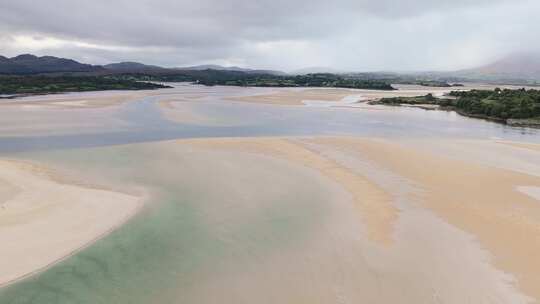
[
  {"x1": 0, "y1": 84, "x2": 538, "y2": 154},
  {"x1": 1, "y1": 84, "x2": 539, "y2": 303},
  {"x1": 0, "y1": 143, "x2": 333, "y2": 303}
]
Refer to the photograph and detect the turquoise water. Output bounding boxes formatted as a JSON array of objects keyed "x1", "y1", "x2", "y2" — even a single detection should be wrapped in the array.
[{"x1": 0, "y1": 143, "x2": 329, "y2": 303}]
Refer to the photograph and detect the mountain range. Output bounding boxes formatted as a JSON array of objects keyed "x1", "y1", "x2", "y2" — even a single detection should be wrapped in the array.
[
  {"x1": 454, "y1": 53, "x2": 540, "y2": 81},
  {"x1": 0, "y1": 54, "x2": 103, "y2": 74},
  {"x1": 0, "y1": 55, "x2": 285, "y2": 76},
  {"x1": 1, "y1": 53, "x2": 540, "y2": 82}
]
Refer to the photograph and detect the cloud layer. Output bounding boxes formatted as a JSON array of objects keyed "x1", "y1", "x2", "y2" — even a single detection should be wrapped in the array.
[{"x1": 0, "y1": 0, "x2": 538, "y2": 71}]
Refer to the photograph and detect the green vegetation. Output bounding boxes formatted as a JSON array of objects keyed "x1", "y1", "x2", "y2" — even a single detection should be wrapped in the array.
[
  {"x1": 0, "y1": 70, "x2": 394, "y2": 97},
  {"x1": 0, "y1": 75, "x2": 170, "y2": 96},
  {"x1": 377, "y1": 93, "x2": 454, "y2": 107},
  {"x1": 344, "y1": 73, "x2": 464, "y2": 88},
  {"x1": 413, "y1": 80, "x2": 464, "y2": 87},
  {"x1": 205, "y1": 73, "x2": 395, "y2": 90},
  {"x1": 128, "y1": 71, "x2": 396, "y2": 90},
  {"x1": 374, "y1": 88, "x2": 540, "y2": 127},
  {"x1": 114, "y1": 73, "x2": 195, "y2": 83},
  {"x1": 449, "y1": 88, "x2": 540, "y2": 120},
  {"x1": 107, "y1": 69, "x2": 464, "y2": 89}
]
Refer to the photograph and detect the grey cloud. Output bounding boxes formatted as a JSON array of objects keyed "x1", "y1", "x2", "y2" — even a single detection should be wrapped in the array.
[{"x1": 0, "y1": 0, "x2": 537, "y2": 70}]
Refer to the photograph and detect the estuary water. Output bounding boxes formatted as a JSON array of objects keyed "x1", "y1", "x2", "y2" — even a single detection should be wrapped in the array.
[
  {"x1": 0, "y1": 84, "x2": 539, "y2": 304},
  {"x1": 0, "y1": 84, "x2": 538, "y2": 154}
]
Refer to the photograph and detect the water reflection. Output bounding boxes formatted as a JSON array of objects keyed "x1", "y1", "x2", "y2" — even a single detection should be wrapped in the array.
[{"x1": 0, "y1": 84, "x2": 539, "y2": 154}]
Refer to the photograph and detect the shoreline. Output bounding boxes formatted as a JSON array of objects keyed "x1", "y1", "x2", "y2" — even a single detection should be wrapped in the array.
[
  {"x1": 0, "y1": 159, "x2": 146, "y2": 287},
  {"x1": 0, "y1": 86, "x2": 169, "y2": 100},
  {"x1": 0, "y1": 198, "x2": 144, "y2": 289},
  {"x1": 370, "y1": 100, "x2": 540, "y2": 128},
  {"x1": 368, "y1": 93, "x2": 540, "y2": 129}
]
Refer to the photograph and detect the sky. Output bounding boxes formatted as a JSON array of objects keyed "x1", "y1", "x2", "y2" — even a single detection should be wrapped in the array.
[{"x1": 0, "y1": 0, "x2": 538, "y2": 72}]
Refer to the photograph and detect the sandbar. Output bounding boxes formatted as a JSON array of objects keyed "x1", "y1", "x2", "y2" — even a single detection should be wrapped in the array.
[{"x1": 0, "y1": 159, "x2": 143, "y2": 286}]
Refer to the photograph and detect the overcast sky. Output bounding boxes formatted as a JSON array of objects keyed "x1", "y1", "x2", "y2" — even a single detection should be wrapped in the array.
[{"x1": 0, "y1": 0, "x2": 538, "y2": 72}]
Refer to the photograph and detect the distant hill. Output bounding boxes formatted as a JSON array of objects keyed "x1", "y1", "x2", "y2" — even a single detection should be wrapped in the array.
[
  {"x1": 0, "y1": 54, "x2": 103, "y2": 75},
  {"x1": 0, "y1": 54, "x2": 398, "y2": 93},
  {"x1": 5, "y1": 52, "x2": 540, "y2": 85},
  {"x1": 177, "y1": 64, "x2": 247, "y2": 71},
  {"x1": 291, "y1": 67, "x2": 347, "y2": 75},
  {"x1": 455, "y1": 53, "x2": 540, "y2": 81},
  {"x1": 0, "y1": 54, "x2": 287, "y2": 76},
  {"x1": 103, "y1": 62, "x2": 167, "y2": 73},
  {"x1": 176, "y1": 65, "x2": 286, "y2": 75}
]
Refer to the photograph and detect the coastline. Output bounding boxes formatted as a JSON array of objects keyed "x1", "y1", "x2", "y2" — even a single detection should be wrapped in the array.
[
  {"x1": 0, "y1": 159, "x2": 145, "y2": 287},
  {"x1": 370, "y1": 100, "x2": 540, "y2": 128}
]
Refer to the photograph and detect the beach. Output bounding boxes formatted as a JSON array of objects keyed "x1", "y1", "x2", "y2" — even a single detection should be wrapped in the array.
[
  {"x1": 0, "y1": 159, "x2": 143, "y2": 287},
  {"x1": 0, "y1": 84, "x2": 539, "y2": 303}
]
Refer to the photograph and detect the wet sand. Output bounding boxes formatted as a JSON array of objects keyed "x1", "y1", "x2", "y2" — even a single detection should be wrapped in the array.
[
  {"x1": 308, "y1": 137, "x2": 540, "y2": 301},
  {"x1": 227, "y1": 88, "x2": 363, "y2": 105},
  {"x1": 0, "y1": 159, "x2": 143, "y2": 286},
  {"x1": 1, "y1": 135, "x2": 539, "y2": 303},
  {"x1": 226, "y1": 86, "x2": 461, "y2": 106},
  {"x1": 499, "y1": 141, "x2": 540, "y2": 153},
  {"x1": 181, "y1": 136, "x2": 540, "y2": 303},
  {"x1": 0, "y1": 90, "x2": 151, "y2": 109},
  {"x1": 226, "y1": 84, "x2": 539, "y2": 107},
  {"x1": 188, "y1": 137, "x2": 397, "y2": 244}
]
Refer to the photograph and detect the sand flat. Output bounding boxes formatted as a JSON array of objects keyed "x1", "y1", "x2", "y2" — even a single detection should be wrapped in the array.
[
  {"x1": 499, "y1": 141, "x2": 540, "y2": 153},
  {"x1": 224, "y1": 83, "x2": 536, "y2": 107},
  {"x1": 225, "y1": 86, "x2": 460, "y2": 106},
  {"x1": 310, "y1": 137, "x2": 540, "y2": 301},
  {"x1": 177, "y1": 137, "x2": 533, "y2": 303},
  {"x1": 227, "y1": 88, "x2": 363, "y2": 105},
  {"x1": 394, "y1": 139, "x2": 540, "y2": 178},
  {"x1": 0, "y1": 90, "x2": 153, "y2": 110},
  {"x1": 0, "y1": 159, "x2": 143, "y2": 286},
  {"x1": 517, "y1": 186, "x2": 540, "y2": 201},
  {"x1": 187, "y1": 137, "x2": 397, "y2": 244}
]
